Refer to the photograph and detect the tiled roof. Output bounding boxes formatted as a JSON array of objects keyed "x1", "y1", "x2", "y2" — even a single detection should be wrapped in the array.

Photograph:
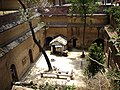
[{"x1": 50, "y1": 35, "x2": 67, "y2": 46}]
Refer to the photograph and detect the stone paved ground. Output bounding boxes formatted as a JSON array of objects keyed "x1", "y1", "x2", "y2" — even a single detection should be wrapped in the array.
[{"x1": 19, "y1": 48, "x2": 88, "y2": 89}]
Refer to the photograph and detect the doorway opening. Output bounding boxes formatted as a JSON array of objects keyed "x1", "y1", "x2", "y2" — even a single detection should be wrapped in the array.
[
  {"x1": 10, "y1": 64, "x2": 18, "y2": 82},
  {"x1": 73, "y1": 38, "x2": 77, "y2": 48},
  {"x1": 93, "y1": 38, "x2": 104, "y2": 49},
  {"x1": 45, "y1": 37, "x2": 53, "y2": 49},
  {"x1": 29, "y1": 49, "x2": 34, "y2": 63}
]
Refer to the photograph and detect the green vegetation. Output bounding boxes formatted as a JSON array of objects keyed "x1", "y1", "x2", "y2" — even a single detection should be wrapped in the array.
[
  {"x1": 105, "y1": 6, "x2": 120, "y2": 55},
  {"x1": 105, "y1": 6, "x2": 120, "y2": 32},
  {"x1": 84, "y1": 42, "x2": 119, "y2": 89},
  {"x1": 107, "y1": 70, "x2": 120, "y2": 90},
  {"x1": 109, "y1": 35, "x2": 120, "y2": 55},
  {"x1": 28, "y1": 82, "x2": 76, "y2": 90},
  {"x1": 103, "y1": 9, "x2": 120, "y2": 89},
  {"x1": 85, "y1": 43, "x2": 105, "y2": 78}
]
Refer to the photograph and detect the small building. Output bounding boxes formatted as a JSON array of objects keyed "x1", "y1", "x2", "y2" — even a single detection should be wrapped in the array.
[{"x1": 49, "y1": 35, "x2": 67, "y2": 55}]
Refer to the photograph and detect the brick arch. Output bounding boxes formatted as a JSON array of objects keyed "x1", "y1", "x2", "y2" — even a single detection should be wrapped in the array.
[
  {"x1": 44, "y1": 37, "x2": 53, "y2": 49},
  {"x1": 68, "y1": 37, "x2": 78, "y2": 48},
  {"x1": 93, "y1": 38, "x2": 104, "y2": 49},
  {"x1": 45, "y1": 37, "x2": 53, "y2": 45}
]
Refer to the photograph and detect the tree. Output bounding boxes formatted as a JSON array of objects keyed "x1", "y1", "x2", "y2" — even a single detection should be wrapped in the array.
[
  {"x1": 83, "y1": 43, "x2": 119, "y2": 89},
  {"x1": 18, "y1": 0, "x2": 52, "y2": 71},
  {"x1": 105, "y1": 6, "x2": 120, "y2": 31},
  {"x1": 85, "y1": 43, "x2": 105, "y2": 78},
  {"x1": 66, "y1": 0, "x2": 98, "y2": 57}
]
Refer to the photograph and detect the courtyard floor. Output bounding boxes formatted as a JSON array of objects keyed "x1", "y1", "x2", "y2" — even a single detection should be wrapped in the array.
[{"x1": 12, "y1": 48, "x2": 88, "y2": 89}]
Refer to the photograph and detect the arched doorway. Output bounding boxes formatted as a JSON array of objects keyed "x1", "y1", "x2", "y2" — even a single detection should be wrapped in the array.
[
  {"x1": 10, "y1": 64, "x2": 18, "y2": 82},
  {"x1": 45, "y1": 37, "x2": 53, "y2": 49},
  {"x1": 93, "y1": 38, "x2": 104, "y2": 49},
  {"x1": 73, "y1": 38, "x2": 77, "y2": 48},
  {"x1": 38, "y1": 40, "x2": 41, "y2": 52},
  {"x1": 29, "y1": 49, "x2": 33, "y2": 63}
]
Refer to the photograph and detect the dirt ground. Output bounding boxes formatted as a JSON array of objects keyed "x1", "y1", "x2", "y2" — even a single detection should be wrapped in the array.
[{"x1": 12, "y1": 48, "x2": 88, "y2": 89}]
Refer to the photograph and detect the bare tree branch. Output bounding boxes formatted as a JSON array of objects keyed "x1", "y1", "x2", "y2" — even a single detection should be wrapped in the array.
[
  {"x1": 17, "y1": 0, "x2": 52, "y2": 71},
  {"x1": 87, "y1": 55, "x2": 107, "y2": 68}
]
